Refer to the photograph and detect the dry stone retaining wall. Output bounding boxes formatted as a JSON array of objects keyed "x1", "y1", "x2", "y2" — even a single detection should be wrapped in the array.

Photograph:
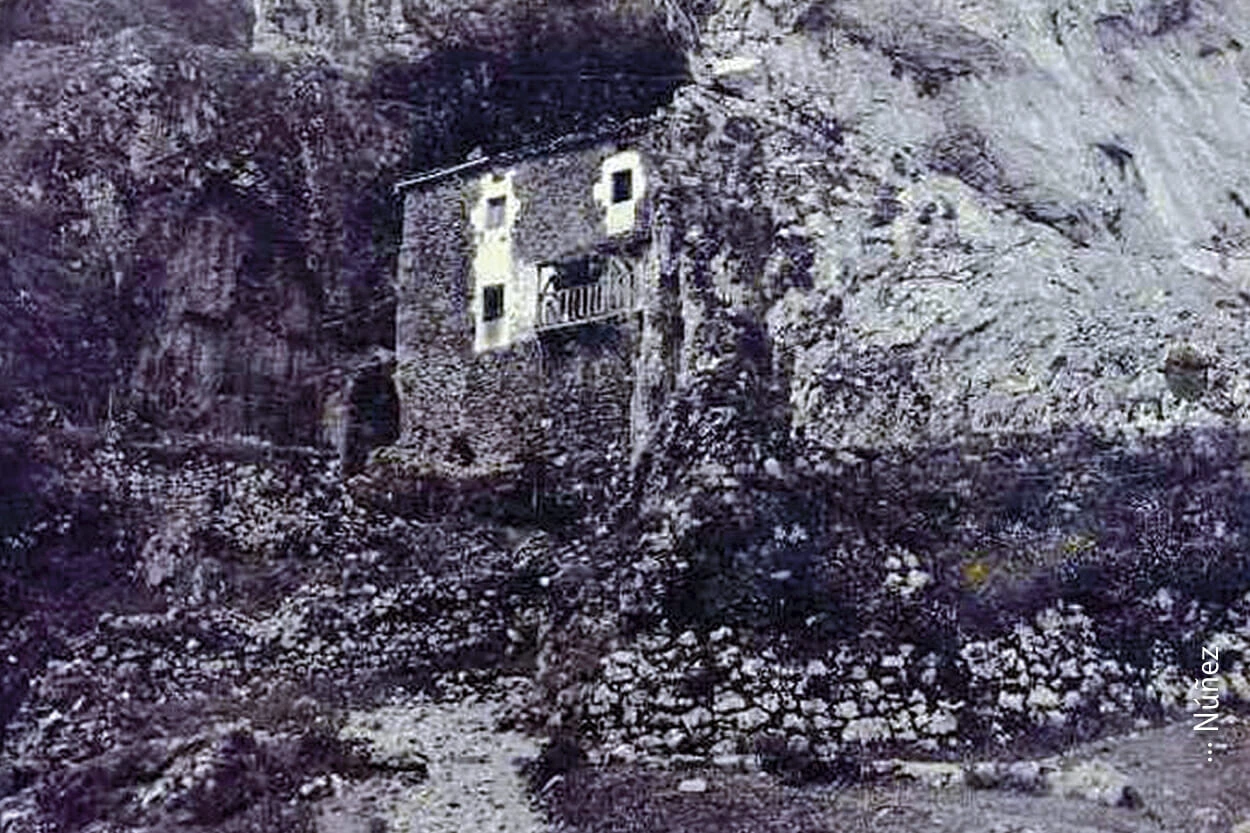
[{"x1": 579, "y1": 596, "x2": 1250, "y2": 768}]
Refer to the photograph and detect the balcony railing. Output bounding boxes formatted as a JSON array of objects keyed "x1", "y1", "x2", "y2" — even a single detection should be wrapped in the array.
[{"x1": 536, "y1": 256, "x2": 637, "y2": 331}]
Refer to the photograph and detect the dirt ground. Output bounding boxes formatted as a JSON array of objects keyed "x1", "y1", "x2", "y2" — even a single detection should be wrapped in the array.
[
  {"x1": 537, "y1": 717, "x2": 1250, "y2": 832},
  {"x1": 315, "y1": 697, "x2": 543, "y2": 833}
]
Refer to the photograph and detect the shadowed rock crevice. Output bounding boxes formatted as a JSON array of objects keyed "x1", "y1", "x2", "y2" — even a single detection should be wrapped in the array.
[{"x1": 377, "y1": 40, "x2": 688, "y2": 174}]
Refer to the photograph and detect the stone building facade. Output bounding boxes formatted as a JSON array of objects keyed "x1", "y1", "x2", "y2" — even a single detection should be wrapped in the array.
[{"x1": 392, "y1": 129, "x2": 674, "y2": 504}]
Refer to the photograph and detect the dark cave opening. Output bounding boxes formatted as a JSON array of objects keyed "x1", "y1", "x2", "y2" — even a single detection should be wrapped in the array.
[{"x1": 344, "y1": 364, "x2": 399, "y2": 474}]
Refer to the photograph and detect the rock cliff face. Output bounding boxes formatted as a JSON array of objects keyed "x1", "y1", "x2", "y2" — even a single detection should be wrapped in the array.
[
  {"x1": 1, "y1": 0, "x2": 254, "y2": 47},
  {"x1": 668, "y1": 0, "x2": 1250, "y2": 449},
  {"x1": 0, "y1": 0, "x2": 685, "y2": 447},
  {"x1": 249, "y1": 0, "x2": 697, "y2": 57},
  {"x1": 512, "y1": 0, "x2": 1250, "y2": 763},
  {"x1": 6, "y1": 0, "x2": 1250, "y2": 448},
  {"x1": 10, "y1": 4, "x2": 1250, "y2": 824},
  {"x1": 0, "y1": 14, "x2": 411, "y2": 442}
]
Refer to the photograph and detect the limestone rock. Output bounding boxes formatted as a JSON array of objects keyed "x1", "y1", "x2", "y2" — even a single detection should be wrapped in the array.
[
  {"x1": 736, "y1": 708, "x2": 771, "y2": 732},
  {"x1": 1046, "y1": 761, "x2": 1141, "y2": 808},
  {"x1": 714, "y1": 692, "x2": 748, "y2": 714},
  {"x1": 677, "y1": 776, "x2": 709, "y2": 793},
  {"x1": 841, "y1": 717, "x2": 890, "y2": 744}
]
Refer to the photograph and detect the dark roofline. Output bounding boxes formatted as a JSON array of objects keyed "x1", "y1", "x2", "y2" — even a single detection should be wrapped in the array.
[
  {"x1": 392, "y1": 156, "x2": 496, "y2": 192},
  {"x1": 392, "y1": 111, "x2": 668, "y2": 195}
]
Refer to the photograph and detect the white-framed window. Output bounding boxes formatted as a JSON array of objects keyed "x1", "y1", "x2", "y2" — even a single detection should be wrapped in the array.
[{"x1": 595, "y1": 150, "x2": 646, "y2": 236}]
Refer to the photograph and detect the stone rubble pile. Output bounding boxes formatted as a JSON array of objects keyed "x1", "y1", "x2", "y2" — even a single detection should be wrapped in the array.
[{"x1": 1, "y1": 548, "x2": 543, "y2": 831}]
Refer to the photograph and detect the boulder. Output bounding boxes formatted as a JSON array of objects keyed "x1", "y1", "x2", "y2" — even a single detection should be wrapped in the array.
[{"x1": 1046, "y1": 761, "x2": 1142, "y2": 809}]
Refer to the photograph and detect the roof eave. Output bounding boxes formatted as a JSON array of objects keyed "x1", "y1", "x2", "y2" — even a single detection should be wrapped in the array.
[{"x1": 391, "y1": 107, "x2": 676, "y2": 196}]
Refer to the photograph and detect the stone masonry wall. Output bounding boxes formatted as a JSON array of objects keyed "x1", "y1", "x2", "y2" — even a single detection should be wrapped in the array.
[
  {"x1": 394, "y1": 181, "x2": 477, "y2": 473},
  {"x1": 106, "y1": 438, "x2": 347, "y2": 603},
  {"x1": 543, "y1": 413, "x2": 1250, "y2": 767},
  {"x1": 538, "y1": 321, "x2": 642, "y2": 511},
  {"x1": 582, "y1": 595, "x2": 1250, "y2": 769},
  {"x1": 392, "y1": 132, "x2": 669, "y2": 489}
]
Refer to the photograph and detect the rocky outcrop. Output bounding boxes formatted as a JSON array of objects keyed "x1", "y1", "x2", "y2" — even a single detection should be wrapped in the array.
[
  {"x1": 0, "y1": 26, "x2": 411, "y2": 441},
  {"x1": 681, "y1": 0, "x2": 1250, "y2": 446},
  {"x1": 249, "y1": 0, "x2": 698, "y2": 57},
  {"x1": 521, "y1": 2, "x2": 1250, "y2": 752},
  {"x1": 0, "y1": 0, "x2": 688, "y2": 445},
  {"x1": 0, "y1": 0, "x2": 254, "y2": 47}
]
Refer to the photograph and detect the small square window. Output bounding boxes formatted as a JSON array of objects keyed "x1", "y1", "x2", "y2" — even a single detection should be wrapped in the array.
[
  {"x1": 611, "y1": 169, "x2": 633, "y2": 204},
  {"x1": 482, "y1": 284, "x2": 505, "y2": 322},
  {"x1": 485, "y1": 196, "x2": 506, "y2": 229}
]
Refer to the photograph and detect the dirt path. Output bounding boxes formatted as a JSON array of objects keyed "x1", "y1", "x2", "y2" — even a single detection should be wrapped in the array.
[
  {"x1": 300, "y1": 699, "x2": 1250, "y2": 833},
  {"x1": 314, "y1": 695, "x2": 543, "y2": 833}
]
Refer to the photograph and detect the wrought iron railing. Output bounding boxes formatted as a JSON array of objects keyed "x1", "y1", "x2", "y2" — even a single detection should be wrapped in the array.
[{"x1": 536, "y1": 257, "x2": 637, "y2": 331}]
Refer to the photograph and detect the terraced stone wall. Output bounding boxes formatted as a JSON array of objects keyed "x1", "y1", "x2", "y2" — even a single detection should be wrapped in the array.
[{"x1": 580, "y1": 596, "x2": 1250, "y2": 768}]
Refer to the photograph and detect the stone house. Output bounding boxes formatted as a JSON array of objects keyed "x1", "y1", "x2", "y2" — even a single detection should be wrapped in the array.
[{"x1": 390, "y1": 125, "x2": 676, "y2": 504}]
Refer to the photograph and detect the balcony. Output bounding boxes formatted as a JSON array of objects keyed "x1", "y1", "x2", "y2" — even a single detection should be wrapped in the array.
[{"x1": 536, "y1": 252, "x2": 638, "y2": 332}]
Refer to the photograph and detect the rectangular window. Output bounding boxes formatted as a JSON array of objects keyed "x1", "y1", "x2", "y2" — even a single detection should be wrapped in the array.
[
  {"x1": 611, "y1": 169, "x2": 633, "y2": 204},
  {"x1": 485, "y1": 196, "x2": 506, "y2": 229},
  {"x1": 482, "y1": 284, "x2": 505, "y2": 322}
]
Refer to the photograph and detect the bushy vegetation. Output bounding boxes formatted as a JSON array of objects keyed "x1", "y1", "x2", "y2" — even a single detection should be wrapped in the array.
[{"x1": 627, "y1": 421, "x2": 1250, "y2": 651}]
